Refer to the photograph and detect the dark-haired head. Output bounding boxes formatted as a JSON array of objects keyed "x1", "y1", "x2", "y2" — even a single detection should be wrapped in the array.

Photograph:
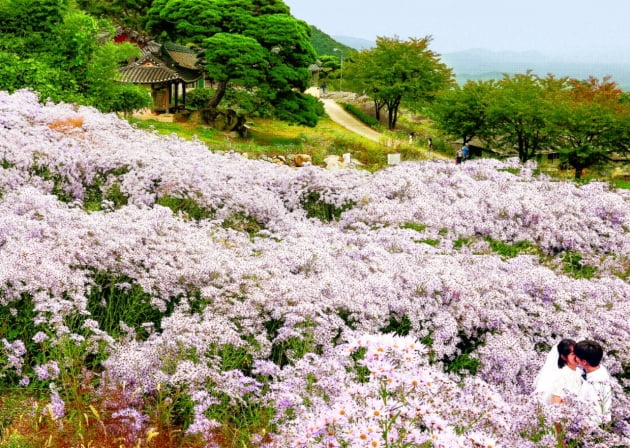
[
  {"x1": 574, "y1": 340, "x2": 603, "y2": 368},
  {"x1": 557, "y1": 339, "x2": 576, "y2": 368}
]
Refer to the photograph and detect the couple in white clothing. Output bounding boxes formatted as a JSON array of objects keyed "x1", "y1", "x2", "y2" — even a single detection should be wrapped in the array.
[{"x1": 534, "y1": 338, "x2": 612, "y2": 426}]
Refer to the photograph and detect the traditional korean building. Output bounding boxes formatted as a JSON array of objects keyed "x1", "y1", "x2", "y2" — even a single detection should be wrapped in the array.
[{"x1": 117, "y1": 41, "x2": 204, "y2": 113}]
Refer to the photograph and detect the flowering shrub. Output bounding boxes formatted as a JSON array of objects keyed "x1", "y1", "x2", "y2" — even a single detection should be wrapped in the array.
[{"x1": 0, "y1": 89, "x2": 629, "y2": 447}]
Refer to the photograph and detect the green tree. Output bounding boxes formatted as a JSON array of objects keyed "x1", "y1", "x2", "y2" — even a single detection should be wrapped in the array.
[
  {"x1": 0, "y1": 0, "x2": 148, "y2": 113},
  {"x1": 549, "y1": 76, "x2": 630, "y2": 178},
  {"x1": 87, "y1": 41, "x2": 151, "y2": 113},
  {"x1": 146, "y1": 0, "x2": 322, "y2": 126},
  {"x1": 429, "y1": 79, "x2": 495, "y2": 146},
  {"x1": 344, "y1": 36, "x2": 453, "y2": 130},
  {"x1": 485, "y1": 72, "x2": 565, "y2": 163},
  {"x1": 75, "y1": 0, "x2": 154, "y2": 39}
]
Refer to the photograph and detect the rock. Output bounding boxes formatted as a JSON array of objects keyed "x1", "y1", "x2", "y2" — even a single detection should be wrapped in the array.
[
  {"x1": 324, "y1": 154, "x2": 347, "y2": 170},
  {"x1": 294, "y1": 154, "x2": 312, "y2": 167}
]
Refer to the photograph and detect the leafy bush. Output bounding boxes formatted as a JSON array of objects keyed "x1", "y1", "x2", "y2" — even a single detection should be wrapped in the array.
[
  {"x1": 562, "y1": 251, "x2": 597, "y2": 279},
  {"x1": 340, "y1": 102, "x2": 380, "y2": 127},
  {"x1": 185, "y1": 88, "x2": 215, "y2": 111},
  {"x1": 157, "y1": 195, "x2": 215, "y2": 221},
  {"x1": 84, "y1": 270, "x2": 176, "y2": 340},
  {"x1": 486, "y1": 237, "x2": 537, "y2": 258},
  {"x1": 273, "y1": 90, "x2": 325, "y2": 127},
  {"x1": 300, "y1": 191, "x2": 354, "y2": 221}
]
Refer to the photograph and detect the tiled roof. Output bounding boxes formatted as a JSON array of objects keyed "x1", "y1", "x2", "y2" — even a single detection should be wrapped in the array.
[
  {"x1": 163, "y1": 42, "x2": 200, "y2": 70},
  {"x1": 118, "y1": 65, "x2": 181, "y2": 84},
  {"x1": 117, "y1": 52, "x2": 201, "y2": 84}
]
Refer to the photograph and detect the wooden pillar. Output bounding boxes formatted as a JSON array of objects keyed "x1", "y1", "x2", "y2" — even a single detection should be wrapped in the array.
[
  {"x1": 174, "y1": 81, "x2": 179, "y2": 110},
  {"x1": 182, "y1": 82, "x2": 187, "y2": 108},
  {"x1": 167, "y1": 83, "x2": 172, "y2": 112}
]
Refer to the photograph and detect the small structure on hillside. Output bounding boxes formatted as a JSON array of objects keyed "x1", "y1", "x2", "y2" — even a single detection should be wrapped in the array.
[{"x1": 117, "y1": 41, "x2": 204, "y2": 113}]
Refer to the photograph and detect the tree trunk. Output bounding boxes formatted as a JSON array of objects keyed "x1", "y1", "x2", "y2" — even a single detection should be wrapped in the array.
[
  {"x1": 387, "y1": 97, "x2": 401, "y2": 130},
  {"x1": 373, "y1": 99, "x2": 384, "y2": 121},
  {"x1": 207, "y1": 80, "x2": 227, "y2": 108}
]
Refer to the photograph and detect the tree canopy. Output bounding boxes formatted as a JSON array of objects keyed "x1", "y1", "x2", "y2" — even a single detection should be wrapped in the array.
[
  {"x1": 430, "y1": 72, "x2": 630, "y2": 175},
  {"x1": 485, "y1": 73, "x2": 564, "y2": 163},
  {"x1": 548, "y1": 76, "x2": 630, "y2": 177},
  {"x1": 0, "y1": 0, "x2": 150, "y2": 112},
  {"x1": 429, "y1": 79, "x2": 495, "y2": 146},
  {"x1": 344, "y1": 36, "x2": 454, "y2": 130},
  {"x1": 145, "y1": 0, "x2": 323, "y2": 126}
]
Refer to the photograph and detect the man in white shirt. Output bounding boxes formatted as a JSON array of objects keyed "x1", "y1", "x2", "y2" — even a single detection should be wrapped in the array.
[{"x1": 574, "y1": 340, "x2": 612, "y2": 426}]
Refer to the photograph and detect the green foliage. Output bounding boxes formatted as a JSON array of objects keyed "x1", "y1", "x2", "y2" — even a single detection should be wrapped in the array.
[
  {"x1": 550, "y1": 77, "x2": 630, "y2": 178},
  {"x1": 273, "y1": 90, "x2": 325, "y2": 127},
  {"x1": 611, "y1": 178, "x2": 630, "y2": 190},
  {"x1": 0, "y1": 1, "x2": 146, "y2": 113},
  {"x1": 453, "y1": 237, "x2": 470, "y2": 249},
  {"x1": 0, "y1": 432, "x2": 36, "y2": 448},
  {"x1": 443, "y1": 331, "x2": 486, "y2": 376},
  {"x1": 340, "y1": 102, "x2": 380, "y2": 127},
  {"x1": 221, "y1": 211, "x2": 264, "y2": 237},
  {"x1": 562, "y1": 251, "x2": 598, "y2": 279},
  {"x1": 399, "y1": 222, "x2": 427, "y2": 233},
  {"x1": 430, "y1": 71, "x2": 630, "y2": 171},
  {"x1": 205, "y1": 394, "x2": 275, "y2": 448},
  {"x1": 345, "y1": 36, "x2": 454, "y2": 129},
  {"x1": 0, "y1": 293, "x2": 40, "y2": 387},
  {"x1": 186, "y1": 88, "x2": 216, "y2": 111},
  {"x1": 415, "y1": 238, "x2": 440, "y2": 247},
  {"x1": 29, "y1": 163, "x2": 130, "y2": 211},
  {"x1": 445, "y1": 353, "x2": 480, "y2": 375},
  {"x1": 146, "y1": 0, "x2": 320, "y2": 125},
  {"x1": 486, "y1": 238, "x2": 537, "y2": 258},
  {"x1": 106, "y1": 83, "x2": 152, "y2": 116},
  {"x1": 204, "y1": 33, "x2": 268, "y2": 86},
  {"x1": 83, "y1": 171, "x2": 130, "y2": 211},
  {"x1": 309, "y1": 26, "x2": 355, "y2": 58},
  {"x1": 485, "y1": 73, "x2": 566, "y2": 163},
  {"x1": 0, "y1": 51, "x2": 80, "y2": 104},
  {"x1": 301, "y1": 191, "x2": 355, "y2": 222},
  {"x1": 75, "y1": 0, "x2": 153, "y2": 36},
  {"x1": 157, "y1": 195, "x2": 216, "y2": 221},
  {"x1": 429, "y1": 79, "x2": 495, "y2": 146},
  {"x1": 83, "y1": 270, "x2": 176, "y2": 340},
  {"x1": 349, "y1": 346, "x2": 370, "y2": 383},
  {"x1": 497, "y1": 167, "x2": 521, "y2": 175},
  {"x1": 380, "y1": 314, "x2": 412, "y2": 336},
  {"x1": 0, "y1": 0, "x2": 69, "y2": 36}
]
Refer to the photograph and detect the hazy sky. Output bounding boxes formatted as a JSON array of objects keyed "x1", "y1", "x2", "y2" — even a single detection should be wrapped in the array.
[{"x1": 283, "y1": 0, "x2": 630, "y2": 63}]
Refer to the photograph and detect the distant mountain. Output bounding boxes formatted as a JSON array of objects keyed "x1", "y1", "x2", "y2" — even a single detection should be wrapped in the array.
[
  {"x1": 332, "y1": 36, "x2": 375, "y2": 51},
  {"x1": 305, "y1": 27, "x2": 630, "y2": 90},
  {"x1": 442, "y1": 49, "x2": 630, "y2": 90}
]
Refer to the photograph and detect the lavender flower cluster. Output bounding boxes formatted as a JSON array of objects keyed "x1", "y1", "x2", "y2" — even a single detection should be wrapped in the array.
[{"x1": 1, "y1": 89, "x2": 629, "y2": 446}]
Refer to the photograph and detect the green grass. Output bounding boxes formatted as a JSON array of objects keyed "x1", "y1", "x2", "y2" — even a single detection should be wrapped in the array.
[
  {"x1": 611, "y1": 178, "x2": 630, "y2": 190},
  {"x1": 128, "y1": 111, "x2": 445, "y2": 172},
  {"x1": 486, "y1": 238, "x2": 538, "y2": 258}
]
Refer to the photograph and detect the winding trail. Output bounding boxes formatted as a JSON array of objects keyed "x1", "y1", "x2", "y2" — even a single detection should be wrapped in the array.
[
  {"x1": 306, "y1": 88, "x2": 451, "y2": 161},
  {"x1": 306, "y1": 87, "x2": 382, "y2": 143}
]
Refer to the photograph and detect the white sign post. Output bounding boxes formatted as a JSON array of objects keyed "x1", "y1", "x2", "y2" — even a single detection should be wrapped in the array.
[{"x1": 387, "y1": 153, "x2": 401, "y2": 165}]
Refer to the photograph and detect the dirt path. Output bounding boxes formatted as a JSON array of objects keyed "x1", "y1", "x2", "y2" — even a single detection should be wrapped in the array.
[
  {"x1": 306, "y1": 87, "x2": 382, "y2": 143},
  {"x1": 320, "y1": 98, "x2": 383, "y2": 143}
]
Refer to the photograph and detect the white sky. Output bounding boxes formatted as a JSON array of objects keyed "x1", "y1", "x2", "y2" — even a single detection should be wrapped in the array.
[{"x1": 283, "y1": 0, "x2": 630, "y2": 63}]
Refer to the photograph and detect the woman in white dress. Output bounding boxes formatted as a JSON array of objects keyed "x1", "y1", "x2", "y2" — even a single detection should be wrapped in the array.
[{"x1": 533, "y1": 338, "x2": 584, "y2": 404}]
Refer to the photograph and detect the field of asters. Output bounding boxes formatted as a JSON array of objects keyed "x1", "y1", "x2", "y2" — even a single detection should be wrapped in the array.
[{"x1": 0, "y1": 89, "x2": 629, "y2": 447}]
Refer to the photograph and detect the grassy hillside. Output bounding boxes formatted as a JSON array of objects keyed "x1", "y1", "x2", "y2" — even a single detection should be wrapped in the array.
[{"x1": 310, "y1": 26, "x2": 356, "y2": 58}]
